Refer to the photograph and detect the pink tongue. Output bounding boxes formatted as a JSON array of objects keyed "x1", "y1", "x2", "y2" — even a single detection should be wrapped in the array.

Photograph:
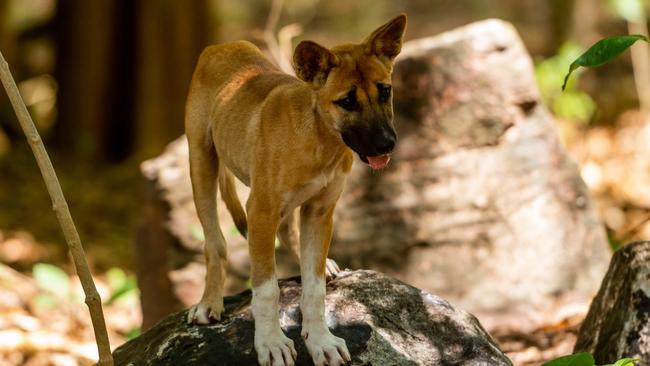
[{"x1": 367, "y1": 155, "x2": 390, "y2": 170}]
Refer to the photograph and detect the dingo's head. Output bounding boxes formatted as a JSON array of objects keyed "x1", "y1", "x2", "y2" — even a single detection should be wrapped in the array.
[{"x1": 293, "y1": 14, "x2": 407, "y2": 170}]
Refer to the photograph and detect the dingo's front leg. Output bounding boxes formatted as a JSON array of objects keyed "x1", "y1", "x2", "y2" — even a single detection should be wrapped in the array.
[
  {"x1": 299, "y1": 180, "x2": 350, "y2": 366},
  {"x1": 248, "y1": 196, "x2": 297, "y2": 366}
]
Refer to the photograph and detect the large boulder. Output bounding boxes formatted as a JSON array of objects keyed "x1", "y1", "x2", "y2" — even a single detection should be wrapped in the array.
[
  {"x1": 574, "y1": 241, "x2": 650, "y2": 365},
  {"x1": 134, "y1": 19, "x2": 611, "y2": 330},
  {"x1": 113, "y1": 270, "x2": 512, "y2": 365}
]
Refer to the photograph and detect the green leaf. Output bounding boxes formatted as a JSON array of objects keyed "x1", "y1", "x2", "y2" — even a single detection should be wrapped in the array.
[
  {"x1": 604, "y1": 358, "x2": 639, "y2": 366},
  {"x1": 33, "y1": 293, "x2": 58, "y2": 309},
  {"x1": 33, "y1": 263, "x2": 70, "y2": 297},
  {"x1": 542, "y1": 352, "x2": 595, "y2": 366},
  {"x1": 106, "y1": 267, "x2": 128, "y2": 290},
  {"x1": 562, "y1": 35, "x2": 650, "y2": 91},
  {"x1": 607, "y1": 230, "x2": 623, "y2": 252},
  {"x1": 126, "y1": 327, "x2": 141, "y2": 340},
  {"x1": 105, "y1": 277, "x2": 138, "y2": 305}
]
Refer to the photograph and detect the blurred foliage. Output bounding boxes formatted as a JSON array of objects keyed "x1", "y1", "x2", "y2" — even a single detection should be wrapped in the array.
[
  {"x1": 536, "y1": 43, "x2": 596, "y2": 123},
  {"x1": 542, "y1": 353, "x2": 595, "y2": 366},
  {"x1": 126, "y1": 327, "x2": 141, "y2": 341},
  {"x1": 105, "y1": 267, "x2": 138, "y2": 305},
  {"x1": 31, "y1": 262, "x2": 139, "y2": 308},
  {"x1": 32, "y1": 262, "x2": 75, "y2": 309},
  {"x1": 607, "y1": 230, "x2": 624, "y2": 252},
  {"x1": 33, "y1": 263, "x2": 69, "y2": 295},
  {"x1": 608, "y1": 360, "x2": 640, "y2": 366},
  {"x1": 542, "y1": 352, "x2": 637, "y2": 366}
]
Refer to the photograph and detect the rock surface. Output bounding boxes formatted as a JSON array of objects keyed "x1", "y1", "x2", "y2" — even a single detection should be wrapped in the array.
[
  {"x1": 134, "y1": 19, "x2": 611, "y2": 330},
  {"x1": 574, "y1": 241, "x2": 650, "y2": 365},
  {"x1": 113, "y1": 270, "x2": 512, "y2": 366}
]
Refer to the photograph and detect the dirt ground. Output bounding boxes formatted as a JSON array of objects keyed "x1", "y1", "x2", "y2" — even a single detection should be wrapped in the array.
[{"x1": 0, "y1": 236, "x2": 583, "y2": 365}]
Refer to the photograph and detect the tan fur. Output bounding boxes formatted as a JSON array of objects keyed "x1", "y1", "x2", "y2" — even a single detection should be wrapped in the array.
[{"x1": 186, "y1": 14, "x2": 406, "y2": 366}]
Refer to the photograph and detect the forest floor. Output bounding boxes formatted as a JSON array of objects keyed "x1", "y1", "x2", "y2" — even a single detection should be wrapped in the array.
[
  {"x1": 492, "y1": 307, "x2": 584, "y2": 365},
  {"x1": 0, "y1": 253, "x2": 139, "y2": 366},
  {"x1": 0, "y1": 111, "x2": 649, "y2": 365},
  {"x1": 0, "y1": 237, "x2": 582, "y2": 365}
]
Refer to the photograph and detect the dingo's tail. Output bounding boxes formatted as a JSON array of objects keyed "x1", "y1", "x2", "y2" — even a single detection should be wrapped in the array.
[{"x1": 218, "y1": 168, "x2": 247, "y2": 238}]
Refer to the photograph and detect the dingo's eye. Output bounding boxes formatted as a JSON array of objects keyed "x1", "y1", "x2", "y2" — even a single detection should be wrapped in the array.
[
  {"x1": 377, "y1": 83, "x2": 392, "y2": 103},
  {"x1": 334, "y1": 90, "x2": 359, "y2": 112}
]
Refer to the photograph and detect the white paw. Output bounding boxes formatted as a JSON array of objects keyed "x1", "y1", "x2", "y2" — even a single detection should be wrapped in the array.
[
  {"x1": 325, "y1": 258, "x2": 341, "y2": 279},
  {"x1": 186, "y1": 301, "x2": 223, "y2": 324},
  {"x1": 255, "y1": 333, "x2": 297, "y2": 366},
  {"x1": 303, "y1": 329, "x2": 350, "y2": 366}
]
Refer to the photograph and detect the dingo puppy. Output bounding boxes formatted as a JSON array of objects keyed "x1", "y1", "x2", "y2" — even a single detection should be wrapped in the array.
[{"x1": 185, "y1": 14, "x2": 406, "y2": 366}]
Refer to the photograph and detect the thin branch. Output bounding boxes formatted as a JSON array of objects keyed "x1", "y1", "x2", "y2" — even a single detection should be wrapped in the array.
[
  {"x1": 264, "y1": 0, "x2": 283, "y2": 36},
  {"x1": 0, "y1": 51, "x2": 113, "y2": 366},
  {"x1": 278, "y1": 23, "x2": 303, "y2": 70},
  {"x1": 628, "y1": 20, "x2": 650, "y2": 118},
  {"x1": 262, "y1": 0, "x2": 296, "y2": 75}
]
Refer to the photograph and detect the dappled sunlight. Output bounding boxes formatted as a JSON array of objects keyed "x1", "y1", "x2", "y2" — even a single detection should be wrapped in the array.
[
  {"x1": 568, "y1": 110, "x2": 650, "y2": 243},
  {"x1": 1, "y1": 0, "x2": 650, "y2": 365},
  {"x1": 0, "y1": 261, "x2": 141, "y2": 365}
]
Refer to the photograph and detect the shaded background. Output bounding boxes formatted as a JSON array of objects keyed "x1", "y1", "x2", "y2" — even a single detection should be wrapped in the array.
[
  {"x1": 1, "y1": 0, "x2": 646, "y2": 269},
  {"x1": 0, "y1": 0, "x2": 649, "y2": 365}
]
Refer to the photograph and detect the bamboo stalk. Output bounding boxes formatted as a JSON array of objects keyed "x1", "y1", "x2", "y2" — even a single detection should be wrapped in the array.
[
  {"x1": 0, "y1": 50, "x2": 113, "y2": 366},
  {"x1": 263, "y1": 0, "x2": 295, "y2": 75},
  {"x1": 628, "y1": 20, "x2": 650, "y2": 117}
]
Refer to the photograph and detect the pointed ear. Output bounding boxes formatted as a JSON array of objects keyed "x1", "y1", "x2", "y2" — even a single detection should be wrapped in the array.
[
  {"x1": 363, "y1": 14, "x2": 407, "y2": 62},
  {"x1": 293, "y1": 41, "x2": 339, "y2": 86}
]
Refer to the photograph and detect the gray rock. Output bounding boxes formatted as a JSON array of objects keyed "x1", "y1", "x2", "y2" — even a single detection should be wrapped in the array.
[
  {"x1": 574, "y1": 241, "x2": 650, "y2": 365},
  {"x1": 113, "y1": 270, "x2": 512, "y2": 365}
]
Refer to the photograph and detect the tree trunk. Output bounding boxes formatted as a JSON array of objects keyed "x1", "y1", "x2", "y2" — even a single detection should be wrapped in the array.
[
  {"x1": 53, "y1": 0, "x2": 121, "y2": 162},
  {"x1": 54, "y1": 0, "x2": 214, "y2": 163},
  {"x1": 133, "y1": 0, "x2": 211, "y2": 160}
]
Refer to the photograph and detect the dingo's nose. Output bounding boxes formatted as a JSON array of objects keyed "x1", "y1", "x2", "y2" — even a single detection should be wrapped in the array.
[
  {"x1": 376, "y1": 138, "x2": 395, "y2": 155},
  {"x1": 375, "y1": 129, "x2": 396, "y2": 155}
]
